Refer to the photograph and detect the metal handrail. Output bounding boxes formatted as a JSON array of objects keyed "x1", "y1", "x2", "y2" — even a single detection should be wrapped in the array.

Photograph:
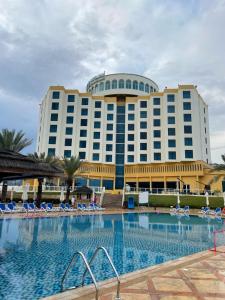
[
  {"x1": 61, "y1": 251, "x2": 99, "y2": 300},
  {"x1": 82, "y1": 246, "x2": 121, "y2": 300}
]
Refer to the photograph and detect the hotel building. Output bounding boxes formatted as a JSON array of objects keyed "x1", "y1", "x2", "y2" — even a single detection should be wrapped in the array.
[{"x1": 37, "y1": 73, "x2": 224, "y2": 193}]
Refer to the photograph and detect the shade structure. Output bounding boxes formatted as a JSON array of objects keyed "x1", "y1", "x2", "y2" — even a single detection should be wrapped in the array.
[
  {"x1": 177, "y1": 192, "x2": 180, "y2": 205},
  {"x1": 60, "y1": 189, "x2": 65, "y2": 202},
  {"x1": 205, "y1": 192, "x2": 209, "y2": 206}
]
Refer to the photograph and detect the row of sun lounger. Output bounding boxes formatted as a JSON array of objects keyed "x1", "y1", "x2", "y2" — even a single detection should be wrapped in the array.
[{"x1": 170, "y1": 204, "x2": 223, "y2": 216}]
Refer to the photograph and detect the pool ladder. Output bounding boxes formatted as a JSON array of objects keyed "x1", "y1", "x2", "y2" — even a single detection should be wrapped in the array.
[{"x1": 61, "y1": 246, "x2": 121, "y2": 300}]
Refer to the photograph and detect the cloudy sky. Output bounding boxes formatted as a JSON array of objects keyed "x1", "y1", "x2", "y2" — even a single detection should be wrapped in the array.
[{"x1": 0, "y1": 0, "x2": 225, "y2": 162}]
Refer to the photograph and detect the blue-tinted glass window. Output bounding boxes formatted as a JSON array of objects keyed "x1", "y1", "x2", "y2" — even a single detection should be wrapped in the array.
[
  {"x1": 94, "y1": 121, "x2": 101, "y2": 129},
  {"x1": 183, "y1": 114, "x2": 192, "y2": 122},
  {"x1": 80, "y1": 119, "x2": 87, "y2": 126},
  {"x1": 140, "y1": 143, "x2": 147, "y2": 150},
  {"x1": 139, "y1": 82, "x2": 144, "y2": 91},
  {"x1": 93, "y1": 142, "x2": 100, "y2": 150},
  {"x1": 154, "y1": 141, "x2": 161, "y2": 149},
  {"x1": 153, "y1": 119, "x2": 161, "y2": 126},
  {"x1": 80, "y1": 130, "x2": 87, "y2": 137},
  {"x1": 105, "y1": 81, "x2": 110, "y2": 90},
  {"x1": 50, "y1": 125, "x2": 57, "y2": 133},
  {"x1": 103, "y1": 179, "x2": 113, "y2": 190},
  {"x1": 106, "y1": 155, "x2": 112, "y2": 162},
  {"x1": 107, "y1": 124, "x2": 113, "y2": 130},
  {"x1": 117, "y1": 124, "x2": 125, "y2": 133},
  {"x1": 145, "y1": 84, "x2": 150, "y2": 93},
  {"x1": 65, "y1": 138, "x2": 72, "y2": 146},
  {"x1": 168, "y1": 139, "x2": 176, "y2": 147},
  {"x1": 154, "y1": 153, "x2": 161, "y2": 160},
  {"x1": 153, "y1": 98, "x2": 160, "y2": 105},
  {"x1": 106, "y1": 144, "x2": 113, "y2": 151},
  {"x1": 67, "y1": 105, "x2": 74, "y2": 113},
  {"x1": 140, "y1": 121, "x2": 147, "y2": 129},
  {"x1": 126, "y1": 80, "x2": 131, "y2": 89},
  {"x1": 168, "y1": 116, "x2": 175, "y2": 124},
  {"x1": 116, "y1": 134, "x2": 125, "y2": 143},
  {"x1": 65, "y1": 127, "x2": 73, "y2": 135},
  {"x1": 184, "y1": 125, "x2": 192, "y2": 134},
  {"x1": 112, "y1": 80, "x2": 117, "y2": 89},
  {"x1": 82, "y1": 98, "x2": 89, "y2": 105},
  {"x1": 51, "y1": 102, "x2": 59, "y2": 110},
  {"x1": 93, "y1": 132, "x2": 100, "y2": 139},
  {"x1": 140, "y1": 101, "x2": 147, "y2": 108},
  {"x1": 119, "y1": 79, "x2": 124, "y2": 88},
  {"x1": 51, "y1": 113, "x2": 58, "y2": 121},
  {"x1": 128, "y1": 155, "x2": 134, "y2": 162},
  {"x1": 185, "y1": 150, "x2": 193, "y2": 158},
  {"x1": 81, "y1": 108, "x2": 88, "y2": 116},
  {"x1": 128, "y1": 134, "x2": 134, "y2": 141},
  {"x1": 95, "y1": 101, "x2": 102, "y2": 108},
  {"x1": 128, "y1": 104, "x2": 135, "y2": 111},
  {"x1": 106, "y1": 134, "x2": 113, "y2": 141},
  {"x1": 68, "y1": 95, "x2": 75, "y2": 102},
  {"x1": 66, "y1": 116, "x2": 73, "y2": 124},
  {"x1": 153, "y1": 108, "x2": 160, "y2": 116},
  {"x1": 116, "y1": 144, "x2": 124, "y2": 153},
  {"x1": 79, "y1": 152, "x2": 86, "y2": 159},
  {"x1": 49, "y1": 136, "x2": 56, "y2": 144},
  {"x1": 184, "y1": 137, "x2": 193, "y2": 146},
  {"x1": 116, "y1": 154, "x2": 124, "y2": 164},
  {"x1": 140, "y1": 154, "x2": 147, "y2": 161},
  {"x1": 79, "y1": 141, "x2": 86, "y2": 148},
  {"x1": 117, "y1": 106, "x2": 125, "y2": 113},
  {"x1": 95, "y1": 111, "x2": 101, "y2": 118},
  {"x1": 117, "y1": 114, "x2": 125, "y2": 123},
  {"x1": 168, "y1": 151, "x2": 176, "y2": 159},
  {"x1": 128, "y1": 124, "x2": 134, "y2": 131},
  {"x1": 107, "y1": 104, "x2": 114, "y2": 111},
  {"x1": 154, "y1": 130, "x2": 161, "y2": 138},
  {"x1": 167, "y1": 94, "x2": 175, "y2": 102},
  {"x1": 64, "y1": 150, "x2": 71, "y2": 158},
  {"x1": 133, "y1": 81, "x2": 138, "y2": 90},
  {"x1": 140, "y1": 132, "x2": 147, "y2": 139},
  {"x1": 128, "y1": 144, "x2": 134, "y2": 152},
  {"x1": 168, "y1": 128, "x2": 176, "y2": 136},
  {"x1": 140, "y1": 111, "x2": 147, "y2": 118},
  {"x1": 183, "y1": 102, "x2": 191, "y2": 110},
  {"x1": 128, "y1": 114, "x2": 135, "y2": 121},
  {"x1": 167, "y1": 105, "x2": 175, "y2": 113},
  {"x1": 107, "y1": 114, "x2": 113, "y2": 121},
  {"x1": 93, "y1": 153, "x2": 99, "y2": 161},
  {"x1": 52, "y1": 91, "x2": 60, "y2": 99},
  {"x1": 183, "y1": 91, "x2": 191, "y2": 99},
  {"x1": 48, "y1": 148, "x2": 55, "y2": 156}
]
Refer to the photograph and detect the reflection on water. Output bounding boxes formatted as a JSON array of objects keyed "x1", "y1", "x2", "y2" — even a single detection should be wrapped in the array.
[{"x1": 0, "y1": 213, "x2": 224, "y2": 299}]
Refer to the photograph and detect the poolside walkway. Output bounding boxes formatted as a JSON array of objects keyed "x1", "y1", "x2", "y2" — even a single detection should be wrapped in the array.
[{"x1": 44, "y1": 246, "x2": 225, "y2": 300}]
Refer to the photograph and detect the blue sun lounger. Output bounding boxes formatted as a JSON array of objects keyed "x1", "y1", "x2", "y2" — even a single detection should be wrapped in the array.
[
  {"x1": 0, "y1": 203, "x2": 10, "y2": 213},
  {"x1": 128, "y1": 197, "x2": 135, "y2": 209}
]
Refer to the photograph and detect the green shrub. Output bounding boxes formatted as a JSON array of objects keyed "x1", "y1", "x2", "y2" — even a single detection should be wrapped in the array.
[{"x1": 149, "y1": 195, "x2": 177, "y2": 207}]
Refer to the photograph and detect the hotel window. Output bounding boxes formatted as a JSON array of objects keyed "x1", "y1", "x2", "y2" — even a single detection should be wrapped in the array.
[
  {"x1": 68, "y1": 95, "x2": 75, "y2": 102},
  {"x1": 106, "y1": 144, "x2": 113, "y2": 151},
  {"x1": 117, "y1": 134, "x2": 125, "y2": 143},
  {"x1": 107, "y1": 124, "x2": 113, "y2": 130},
  {"x1": 185, "y1": 150, "x2": 193, "y2": 158},
  {"x1": 154, "y1": 153, "x2": 161, "y2": 161},
  {"x1": 145, "y1": 84, "x2": 150, "y2": 93},
  {"x1": 153, "y1": 108, "x2": 160, "y2": 116},
  {"x1": 140, "y1": 101, "x2": 147, "y2": 108},
  {"x1": 128, "y1": 155, "x2": 134, "y2": 162},
  {"x1": 183, "y1": 91, "x2": 191, "y2": 99},
  {"x1": 95, "y1": 101, "x2": 102, "y2": 108},
  {"x1": 154, "y1": 130, "x2": 161, "y2": 138},
  {"x1": 82, "y1": 98, "x2": 89, "y2": 105},
  {"x1": 94, "y1": 111, "x2": 101, "y2": 118},
  {"x1": 153, "y1": 119, "x2": 160, "y2": 126},
  {"x1": 140, "y1": 111, "x2": 147, "y2": 118},
  {"x1": 93, "y1": 153, "x2": 99, "y2": 161},
  {"x1": 79, "y1": 152, "x2": 86, "y2": 159},
  {"x1": 50, "y1": 125, "x2": 57, "y2": 133},
  {"x1": 48, "y1": 148, "x2": 55, "y2": 156},
  {"x1": 128, "y1": 124, "x2": 134, "y2": 131},
  {"x1": 64, "y1": 150, "x2": 71, "y2": 158},
  {"x1": 184, "y1": 125, "x2": 192, "y2": 134},
  {"x1": 128, "y1": 144, "x2": 134, "y2": 151},
  {"x1": 79, "y1": 141, "x2": 86, "y2": 148},
  {"x1": 117, "y1": 124, "x2": 125, "y2": 133},
  {"x1": 133, "y1": 80, "x2": 138, "y2": 90},
  {"x1": 65, "y1": 127, "x2": 73, "y2": 135},
  {"x1": 168, "y1": 139, "x2": 176, "y2": 147},
  {"x1": 140, "y1": 154, "x2": 147, "y2": 161},
  {"x1": 66, "y1": 116, "x2": 73, "y2": 124},
  {"x1": 106, "y1": 155, "x2": 112, "y2": 162},
  {"x1": 67, "y1": 105, "x2": 74, "y2": 113},
  {"x1": 80, "y1": 130, "x2": 87, "y2": 137},
  {"x1": 139, "y1": 143, "x2": 146, "y2": 151},
  {"x1": 153, "y1": 98, "x2": 160, "y2": 105},
  {"x1": 126, "y1": 80, "x2": 131, "y2": 89},
  {"x1": 106, "y1": 134, "x2": 113, "y2": 141},
  {"x1": 119, "y1": 79, "x2": 124, "y2": 88},
  {"x1": 167, "y1": 94, "x2": 175, "y2": 102},
  {"x1": 184, "y1": 137, "x2": 193, "y2": 146},
  {"x1": 107, "y1": 104, "x2": 114, "y2": 111},
  {"x1": 93, "y1": 132, "x2": 100, "y2": 139},
  {"x1": 52, "y1": 91, "x2": 60, "y2": 99},
  {"x1": 154, "y1": 141, "x2": 161, "y2": 149},
  {"x1": 105, "y1": 81, "x2": 110, "y2": 90},
  {"x1": 140, "y1": 132, "x2": 147, "y2": 139},
  {"x1": 50, "y1": 113, "x2": 58, "y2": 121},
  {"x1": 128, "y1": 134, "x2": 134, "y2": 141},
  {"x1": 94, "y1": 121, "x2": 101, "y2": 129},
  {"x1": 51, "y1": 102, "x2": 59, "y2": 110},
  {"x1": 168, "y1": 151, "x2": 176, "y2": 160},
  {"x1": 81, "y1": 108, "x2": 88, "y2": 116},
  {"x1": 140, "y1": 121, "x2": 147, "y2": 129},
  {"x1": 107, "y1": 114, "x2": 113, "y2": 121},
  {"x1": 168, "y1": 128, "x2": 176, "y2": 136},
  {"x1": 183, "y1": 114, "x2": 192, "y2": 122},
  {"x1": 167, "y1": 105, "x2": 175, "y2": 113},
  {"x1": 65, "y1": 138, "x2": 72, "y2": 146},
  {"x1": 139, "y1": 82, "x2": 144, "y2": 91},
  {"x1": 93, "y1": 142, "x2": 100, "y2": 150},
  {"x1": 168, "y1": 116, "x2": 175, "y2": 124},
  {"x1": 49, "y1": 136, "x2": 56, "y2": 144},
  {"x1": 128, "y1": 114, "x2": 135, "y2": 120},
  {"x1": 183, "y1": 102, "x2": 191, "y2": 110},
  {"x1": 128, "y1": 104, "x2": 135, "y2": 111},
  {"x1": 112, "y1": 80, "x2": 117, "y2": 89},
  {"x1": 99, "y1": 82, "x2": 104, "y2": 91}
]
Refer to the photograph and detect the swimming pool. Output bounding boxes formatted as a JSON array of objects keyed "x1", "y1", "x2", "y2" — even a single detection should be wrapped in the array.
[{"x1": 0, "y1": 213, "x2": 224, "y2": 299}]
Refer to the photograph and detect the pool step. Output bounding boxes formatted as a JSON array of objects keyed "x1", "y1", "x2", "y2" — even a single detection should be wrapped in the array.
[{"x1": 102, "y1": 193, "x2": 123, "y2": 208}]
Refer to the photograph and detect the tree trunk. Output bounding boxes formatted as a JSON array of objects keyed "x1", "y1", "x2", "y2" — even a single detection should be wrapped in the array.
[
  {"x1": 36, "y1": 178, "x2": 43, "y2": 208},
  {"x1": 66, "y1": 179, "x2": 72, "y2": 203},
  {"x1": 1, "y1": 181, "x2": 8, "y2": 202}
]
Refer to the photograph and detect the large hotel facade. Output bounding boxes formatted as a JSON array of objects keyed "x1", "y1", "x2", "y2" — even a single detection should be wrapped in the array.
[{"x1": 37, "y1": 73, "x2": 224, "y2": 193}]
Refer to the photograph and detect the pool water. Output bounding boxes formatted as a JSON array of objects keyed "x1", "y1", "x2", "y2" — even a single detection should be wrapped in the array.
[{"x1": 0, "y1": 213, "x2": 224, "y2": 299}]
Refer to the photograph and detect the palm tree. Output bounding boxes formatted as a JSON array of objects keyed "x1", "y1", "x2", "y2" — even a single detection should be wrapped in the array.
[
  {"x1": 62, "y1": 156, "x2": 81, "y2": 202},
  {"x1": 0, "y1": 129, "x2": 32, "y2": 152}
]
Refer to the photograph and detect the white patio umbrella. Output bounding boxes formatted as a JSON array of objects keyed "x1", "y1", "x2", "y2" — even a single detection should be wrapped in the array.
[
  {"x1": 177, "y1": 192, "x2": 180, "y2": 205},
  {"x1": 10, "y1": 188, "x2": 14, "y2": 201},
  {"x1": 223, "y1": 192, "x2": 225, "y2": 207},
  {"x1": 21, "y1": 185, "x2": 28, "y2": 202},
  {"x1": 60, "y1": 189, "x2": 65, "y2": 202},
  {"x1": 205, "y1": 191, "x2": 209, "y2": 207}
]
